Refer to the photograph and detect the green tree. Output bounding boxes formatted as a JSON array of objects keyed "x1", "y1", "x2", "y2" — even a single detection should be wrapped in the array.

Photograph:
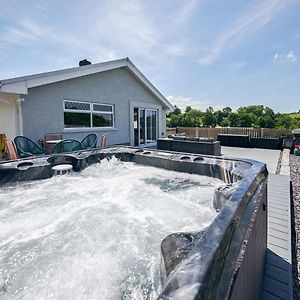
[
  {"x1": 276, "y1": 114, "x2": 293, "y2": 129},
  {"x1": 228, "y1": 112, "x2": 239, "y2": 127},
  {"x1": 203, "y1": 108, "x2": 216, "y2": 127},
  {"x1": 214, "y1": 110, "x2": 224, "y2": 126},
  {"x1": 222, "y1": 106, "x2": 232, "y2": 117},
  {"x1": 173, "y1": 105, "x2": 181, "y2": 115},
  {"x1": 242, "y1": 105, "x2": 264, "y2": 117},
  {"x1": 239, "y1": 113, "x2": 252, "y2": 127},
  {"x1": 258, "y1": 116, "x2": 275, "y2": 128},
  {"x1": 185, "y1": 106, "x2": 192, "y2": 113},
  {"x1": 185, "y1": 108, "x2": 202, "y2": 127},
  {"x1": 220, "y1": 118, "x2": 230, "y2": 127},
  {"x1": 169, "y1": 114, "x2": 180, "y2": 127}
]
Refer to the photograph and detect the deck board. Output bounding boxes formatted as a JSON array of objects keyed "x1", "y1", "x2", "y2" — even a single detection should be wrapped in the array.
[{"x1": 260, "y1": 174, "x2": 293, "y2": 300}]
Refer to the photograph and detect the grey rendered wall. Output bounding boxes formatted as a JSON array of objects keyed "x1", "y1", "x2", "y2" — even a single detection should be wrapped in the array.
[{"x1": 22, "y1": 68, "x2": 167, "y2": 145}]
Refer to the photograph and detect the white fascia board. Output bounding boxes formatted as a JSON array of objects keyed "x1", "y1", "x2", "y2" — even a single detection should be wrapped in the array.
[{"x1": 0, "y1": 81, "x2": 27, "y2": 94}]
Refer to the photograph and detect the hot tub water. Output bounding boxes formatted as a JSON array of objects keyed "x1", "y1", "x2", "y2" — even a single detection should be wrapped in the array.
[{"x1": 0, "y1": 157, "x2": 221, "y2": 300}]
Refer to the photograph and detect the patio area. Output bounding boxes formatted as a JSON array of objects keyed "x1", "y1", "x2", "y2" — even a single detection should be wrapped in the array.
[{"x1": 221, "y1": 146, "x2": 281, "y2": 174}]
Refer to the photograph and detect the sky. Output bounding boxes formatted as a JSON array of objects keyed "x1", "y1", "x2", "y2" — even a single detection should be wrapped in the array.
[{"x1": 0, "y1": 0, "x2": 299, "y2": 113}]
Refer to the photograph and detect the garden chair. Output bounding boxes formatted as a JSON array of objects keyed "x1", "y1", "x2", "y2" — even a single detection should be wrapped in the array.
[
  {"x1": 0, "y1": 133, "x2": 6, "y2": 158},
  {"x1": 4, "y1": 139, "x2": 19, "y2": 160},
  {"x1": 14, "y1": 136, "x2": 47, "y2": 158},
  {"x1": 81, "y1": 133, "x2": 98, "y2": 149},
  {"x1": 100, "y1": 134, "x2": 107, "y2": 148},
  {"x1": 52, "y1": 139, "x2": 83, "y2": 154}
]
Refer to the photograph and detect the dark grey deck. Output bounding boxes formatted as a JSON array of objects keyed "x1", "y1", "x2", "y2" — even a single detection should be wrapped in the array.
[{"x1": 260, "y1": 174, "x2": 293, "y2": 300}]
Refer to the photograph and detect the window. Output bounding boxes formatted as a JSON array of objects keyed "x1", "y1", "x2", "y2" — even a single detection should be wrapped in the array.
[
  {"x1": 92, "y1": 103, "x2": 114, "y2": 127},
  {"x1": 64, "y1": 100, "x2": 114, "y2": 128}
]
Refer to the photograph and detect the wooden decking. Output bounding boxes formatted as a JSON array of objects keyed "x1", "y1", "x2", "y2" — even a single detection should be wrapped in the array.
[{"x1": 260, "y1": 174, "x2": 293, "y2": 299}]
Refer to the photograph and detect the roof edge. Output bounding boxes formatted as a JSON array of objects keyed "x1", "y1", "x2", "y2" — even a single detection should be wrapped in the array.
[{"x1": 0, "y1": 58, "x2": 174, "y2": 110}]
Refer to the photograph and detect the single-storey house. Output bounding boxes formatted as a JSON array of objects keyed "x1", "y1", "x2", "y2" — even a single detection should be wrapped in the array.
[{"x1": 0, "y1": 57, "x2": 173, "y2": 147}]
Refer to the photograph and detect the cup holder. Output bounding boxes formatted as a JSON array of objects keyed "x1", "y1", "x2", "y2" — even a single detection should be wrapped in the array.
[
  {"x1": 180, "y1": 156, "x2": 191, "y2": 161},
  {"x1": 193, "y1": 156, "x2": 204, "y2": 162},
  {"x1": 17, "y1": 161, "x2": 34, "y2": 170},
  {"x1": 134, "y1": 149, "x2": 144, "y2": 153}
]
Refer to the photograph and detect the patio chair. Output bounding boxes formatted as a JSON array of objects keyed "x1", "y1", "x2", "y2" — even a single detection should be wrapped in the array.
[
  {"x1": 14, "y1": 136, "x2": 47, "y2": 158},
  {"x1": 81, "y1": 133, "x2": 98, "y2": 149},
  {"x1": 0, "y1": 133, "x2": 6, "y2": 158},
  {"x1": 100, "y1": 134, "x2": 107, "y2": 148},
  {"x1": 52, "y1": 139, "x2": 83, "y2": 154},
  {"x1": 4, "y1": 139, "x2": 19, "y2": 160}
]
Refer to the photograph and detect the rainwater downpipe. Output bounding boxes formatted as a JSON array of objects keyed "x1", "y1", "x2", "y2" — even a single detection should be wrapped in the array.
[{"x1": 16, "y1": 98, "x2": 24, "y2": 136}]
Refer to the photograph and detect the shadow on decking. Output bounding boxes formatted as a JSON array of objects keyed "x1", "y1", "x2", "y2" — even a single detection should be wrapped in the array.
[
  {"x1": 290, "y1": 181, "x2": 299, "y2": 299},
  {"x1": 261, "y1": 249, "x2": 293, "y2": 299}
]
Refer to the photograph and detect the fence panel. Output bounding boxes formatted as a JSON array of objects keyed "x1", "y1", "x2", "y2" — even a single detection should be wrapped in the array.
[
  {"x1": 167, "y1": 127, "x2": 293, "y2": 140},
  {"x1": 166, "y1": 128, "x2": 177, "y2": 136}
]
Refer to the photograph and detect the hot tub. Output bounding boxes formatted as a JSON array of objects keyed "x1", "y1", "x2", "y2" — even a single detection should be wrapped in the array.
[{"x1": 0, "y1": 147, "x2": 267, "y2": 300}]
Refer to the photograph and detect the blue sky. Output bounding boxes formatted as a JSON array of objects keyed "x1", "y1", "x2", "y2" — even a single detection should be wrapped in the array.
[{"x1": 0, "y1": 0, "x2": 299, "y2": 112}]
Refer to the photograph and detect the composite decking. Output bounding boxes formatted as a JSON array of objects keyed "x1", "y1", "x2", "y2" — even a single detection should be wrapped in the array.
[{"x1": 260, "y1": 174, "x2": 293, "y2": 300}]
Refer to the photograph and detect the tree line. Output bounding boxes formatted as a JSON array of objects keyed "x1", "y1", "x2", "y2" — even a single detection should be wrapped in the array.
[{"x1": 167, "y1": 105, "x2": 300, "y2": 129}]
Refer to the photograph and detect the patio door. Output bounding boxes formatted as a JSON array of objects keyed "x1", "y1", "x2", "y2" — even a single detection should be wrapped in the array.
[{"x1": 134, "y1": 108, "x2": 157, "y2": 146}]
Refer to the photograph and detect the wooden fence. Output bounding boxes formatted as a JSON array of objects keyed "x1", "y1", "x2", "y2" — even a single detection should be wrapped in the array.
[{"x1": 166, "y1": 127, "x2": 292, "y2": 141}]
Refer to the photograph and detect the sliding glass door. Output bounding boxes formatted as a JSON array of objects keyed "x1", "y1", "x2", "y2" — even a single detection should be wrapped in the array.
[
  {"x1": 134, "y1": 108, "x2": 157, "y2": 146},
  {"x1": 146, "y1": 110, "x2": 157, "y2": 143}
]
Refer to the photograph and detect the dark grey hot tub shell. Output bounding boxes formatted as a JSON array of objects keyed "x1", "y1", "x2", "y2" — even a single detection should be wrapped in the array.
[{"x1": 0, "y1": 147, "x2": 267, "y2": 300}]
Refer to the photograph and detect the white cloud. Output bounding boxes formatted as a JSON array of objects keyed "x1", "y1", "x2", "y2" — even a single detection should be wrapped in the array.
[
  {"x1": 175, "y1": 0, "x2": 199, "y2": 25},
  {"x1": 273, "y1": 50, "x2": 297, "y2": 63},
  {"x1": 286, "y1": 50, "x2": 297, "y2": 62},
  {"x1": 166, "y1": 95, "x2": 227, "y2": 111},
  {"x1": 1, "y1": 19, "x2": 50, "y2": 46},
  {"x1": 0, "y1": 0, "x2": 198, "y2": 72},
  {"x1": 198, "y1": 0, "x2": 287, "y2": 65}
]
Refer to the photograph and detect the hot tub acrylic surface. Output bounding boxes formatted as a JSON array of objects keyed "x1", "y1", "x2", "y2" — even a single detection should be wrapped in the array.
[{"x1": 0, "y1": 147, "x2": 268, "y2": 300}]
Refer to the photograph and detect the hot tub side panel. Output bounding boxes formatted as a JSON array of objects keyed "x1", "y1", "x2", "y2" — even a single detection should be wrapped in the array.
[{"x1": 225, "y1": 180, "x2": 267, "y2": 300}]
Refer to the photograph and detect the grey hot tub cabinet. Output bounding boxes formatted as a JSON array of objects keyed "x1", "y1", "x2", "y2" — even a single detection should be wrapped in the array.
[
  {"x1": 157, "y1": 137, "x2": 221, "y2": 156},
  {"x1": 0, "y1": 147, "x2": 267, "y2": 300}
]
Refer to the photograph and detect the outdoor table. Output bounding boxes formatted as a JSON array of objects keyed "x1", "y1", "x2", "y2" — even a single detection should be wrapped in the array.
[
  {"x1": 45, "y1": 139, "x2": 63, "y2": 153},
  {"x1": 46, "y1": 139, "x2": 63, "y2": 144},
  {"x1": 217, "y1": 134, "x2": 250, "y2": 148}
]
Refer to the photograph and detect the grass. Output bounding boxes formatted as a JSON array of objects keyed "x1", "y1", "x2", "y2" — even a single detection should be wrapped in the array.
[{"x1": 288, "y1": 113, "x2": 300, "y2": 119}]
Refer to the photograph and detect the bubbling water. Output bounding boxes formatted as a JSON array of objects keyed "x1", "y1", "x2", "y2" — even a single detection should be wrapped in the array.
[{"x1": 0, "y1": 157, "x2": 221, "y2": 300}]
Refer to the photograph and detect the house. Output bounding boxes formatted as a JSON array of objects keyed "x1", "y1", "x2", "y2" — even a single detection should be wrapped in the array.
[{"x1": 0, "y1": 58, "x2": 173, "y2": 147}]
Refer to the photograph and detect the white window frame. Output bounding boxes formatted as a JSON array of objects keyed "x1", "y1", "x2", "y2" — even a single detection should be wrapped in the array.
[{"x1": 63, "y1": 99, "x2": 114, "y2": 129}]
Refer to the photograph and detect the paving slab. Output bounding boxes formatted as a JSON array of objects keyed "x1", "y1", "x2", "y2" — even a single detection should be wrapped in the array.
[
  {"x1": 221, "y1": 147, "x2": 281, "y2": 174},
  {"x1": 280, "y1": 149, "x2": 291, "y2": 175}
]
